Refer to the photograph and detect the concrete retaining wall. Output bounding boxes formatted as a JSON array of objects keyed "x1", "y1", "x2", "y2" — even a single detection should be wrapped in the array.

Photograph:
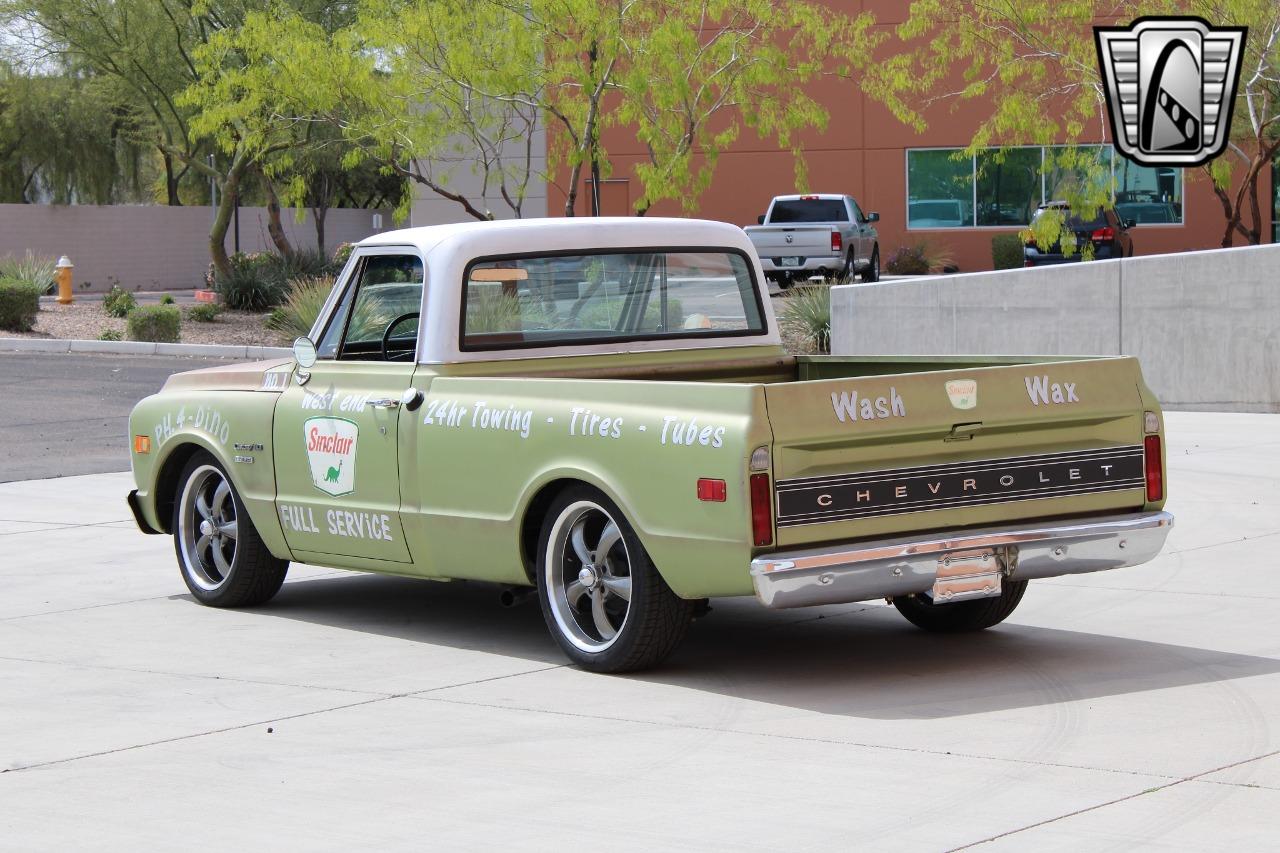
[
  {"x1": 0, "y1": 204, "x2": 391, "y2": 293},
  {"x1": 830, "y1": 243, "x2": 1280, "y2": 412}
]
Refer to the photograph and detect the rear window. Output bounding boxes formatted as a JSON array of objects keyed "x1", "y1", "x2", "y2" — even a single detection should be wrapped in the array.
[
  {"x1": 1033, "y1": 206, "x2": 1106, "y2": 229},
  {"x1": 768, "y1": 199, "x2": 848, "y2": 223},
  {"x1": 461, "y1": 250, "x2": 765, "y2": 351}
]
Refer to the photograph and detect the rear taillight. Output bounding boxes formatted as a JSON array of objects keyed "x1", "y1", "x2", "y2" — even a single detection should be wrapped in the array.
[
  {"x1": 1091, "y1": 226, "x2": 1115, "y2": 242},
  {"x1": 800, "y1": 194, "x2": 818, "y2": 200},
  {"x1": 749, "y1": 473, "x2": 773, "y2": 547},
  {"x1": 831, "y1": 231, "x2": 842, "y2": 253},
  {"x1": 1144, "y1": 434, "x2": 1163, "y2": 502}
]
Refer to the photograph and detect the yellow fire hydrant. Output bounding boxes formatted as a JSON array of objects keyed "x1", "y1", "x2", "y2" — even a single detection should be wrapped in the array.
[{"x1": 56, "y1": 256, "x2": 74, "y2": 305}]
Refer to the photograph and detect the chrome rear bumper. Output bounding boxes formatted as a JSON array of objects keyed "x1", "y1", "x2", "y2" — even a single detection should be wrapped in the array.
[{"x1": 750, "y1": 511, "x2": 1173, "y2": 609}]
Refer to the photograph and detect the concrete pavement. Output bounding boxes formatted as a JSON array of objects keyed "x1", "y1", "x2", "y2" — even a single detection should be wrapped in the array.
[{"x1": 1, "y1": 411, "x2": 1278, "y2": 850}]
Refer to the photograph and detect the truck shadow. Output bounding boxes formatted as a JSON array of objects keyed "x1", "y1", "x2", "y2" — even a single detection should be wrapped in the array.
[{"x1": 259, "y1": 573, "x2": 1280, "y2": 721}]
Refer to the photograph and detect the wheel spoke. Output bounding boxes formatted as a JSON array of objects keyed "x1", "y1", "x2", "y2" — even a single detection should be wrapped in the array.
[
  {"x1": 593, "y1": 521, "x2": 621, "y2": 564},
  {"x1": 211, "y1": 540, "x2": 232, "y2": 578},
  {"x1": 590, "y1": 588, "x2": 616, "y2": 640},
  {"x1": 194, "y1": 492, "x2": 213, "y2": 523},
  {"x1": 569, "y1": 518, "x2": 592, "y2": 566},
  {"x1": 565, "y1": 579, "x2": 590, "y2": 608},
  {"x1": 211, "y1": 479, "x2": 231, "y2": 518},
  {"x1": 600, "y1": 574, "x2": 631, "y2": 602},
  {"x1": 217, "y1": 519, "x2": 238, "y2": 541},
  {"x1": 195, "y1": 532, "x2": 212, "y2": 557}
]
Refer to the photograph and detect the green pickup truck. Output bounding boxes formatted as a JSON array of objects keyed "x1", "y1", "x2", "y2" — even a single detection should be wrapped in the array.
[{"x1": 127, "y1": 218, "x2": 1172, "y2": 672}]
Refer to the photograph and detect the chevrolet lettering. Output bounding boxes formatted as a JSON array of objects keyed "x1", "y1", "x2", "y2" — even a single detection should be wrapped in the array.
[{"x1": 126, "y1": 217, "x2": 1172, "y2": 673}]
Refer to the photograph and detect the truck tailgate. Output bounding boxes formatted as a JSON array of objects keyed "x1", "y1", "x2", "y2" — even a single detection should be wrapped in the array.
[
  {"x1": 746, "y1": 226, "x2": 833, "y2": 255},
  {"x1": 762, "y1": 358, "x2": 1151, "y2": 548}
]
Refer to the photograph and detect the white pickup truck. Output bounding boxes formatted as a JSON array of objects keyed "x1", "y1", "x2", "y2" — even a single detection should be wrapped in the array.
[{"x1": 745, "y1": 194, "x2": 880, "y2": 287}]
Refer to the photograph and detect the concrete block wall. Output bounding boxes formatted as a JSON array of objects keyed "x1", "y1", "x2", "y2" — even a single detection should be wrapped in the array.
[
  {"x1": 0, "y1": 204, "x2": 390, "y2": 293},
  {"x1": 830, "y1": 243, "x2": 1280, "y2": 412}
]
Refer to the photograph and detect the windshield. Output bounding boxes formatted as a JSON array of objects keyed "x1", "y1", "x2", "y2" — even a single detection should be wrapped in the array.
[
  {"x1": 768, "y1": 199, "x2": 848, "y2": 223},
  {"x1": 461, "y1": 250, "x2": 765, "y2": 351}
]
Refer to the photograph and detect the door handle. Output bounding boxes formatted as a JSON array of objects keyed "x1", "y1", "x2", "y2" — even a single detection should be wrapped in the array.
[{"x1": 368, "y1": 398, "x2": 400, "y2": 409}]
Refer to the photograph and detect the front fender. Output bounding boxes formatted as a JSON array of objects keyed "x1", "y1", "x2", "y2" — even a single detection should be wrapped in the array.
[{"x1": 128, "y1": 390, "x2": 291, "y2": 560}]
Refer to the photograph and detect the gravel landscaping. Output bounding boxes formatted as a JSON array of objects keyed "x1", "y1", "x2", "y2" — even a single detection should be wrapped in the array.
[
  {"x1": 6, "y1": 299, "x2": 283, "y2": 347},
  {"x1": 4, "y1": 290, "x2": 820, "y2": 354}
]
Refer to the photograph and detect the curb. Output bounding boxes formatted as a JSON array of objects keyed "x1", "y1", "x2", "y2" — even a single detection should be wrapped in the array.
[{"x1": 0, "y1": 338, "x2": 291, "y2": 359}]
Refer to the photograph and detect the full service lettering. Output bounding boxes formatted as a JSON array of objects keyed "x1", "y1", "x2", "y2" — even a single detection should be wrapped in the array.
[
  {"x1": 831, "y1": 387, "x2": 906, "y2": 424},
  {"x1": 278, "y1": 503, "x2": 394, "y2": 542},
  {"x1": 1025, "y1": 375, "x2": 1079, "y2": 406}
]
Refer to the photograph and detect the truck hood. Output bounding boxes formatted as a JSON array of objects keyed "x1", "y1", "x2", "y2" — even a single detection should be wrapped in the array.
[{"x1": 162, "y1": 358, "x2": 293, "y2": 393}]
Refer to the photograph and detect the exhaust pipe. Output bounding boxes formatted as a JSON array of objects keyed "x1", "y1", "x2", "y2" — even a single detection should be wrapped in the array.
[{"x1": 499, "y1": 586, "x2": 536, "y2": 608}]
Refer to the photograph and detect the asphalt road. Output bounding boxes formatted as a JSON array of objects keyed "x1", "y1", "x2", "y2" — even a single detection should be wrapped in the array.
[
  {"x1": 1, "y1": 411, "x2": 1278, "y2": 849},
  {"x1": 0, "y1": 351, "x2": 235, "y2": 483}
]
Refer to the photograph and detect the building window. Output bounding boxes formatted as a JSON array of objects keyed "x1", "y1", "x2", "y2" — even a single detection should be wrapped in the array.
[
  {"x1": 1115, "y1": 158, "x2": 1183, "y2": 224},
  {"x1": 976, "y1": 147, "x2": 1043, "y2": 226},
  {"x1": 907, "y1": 145, "x2": 1184, "y2": 228},
  {"x1": 906, "y1": 149, "x2": 973, "y2": 228}
]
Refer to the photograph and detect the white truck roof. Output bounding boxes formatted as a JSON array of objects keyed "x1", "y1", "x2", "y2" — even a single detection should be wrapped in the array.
[{"x1": 348, "y1": 217, "x2": 781, "y2": 364}]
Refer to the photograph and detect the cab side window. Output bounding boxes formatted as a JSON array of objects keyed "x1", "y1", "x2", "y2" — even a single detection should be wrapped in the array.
[{"x1": 316, "y1": 254, "x2": 424, "y2": 361}]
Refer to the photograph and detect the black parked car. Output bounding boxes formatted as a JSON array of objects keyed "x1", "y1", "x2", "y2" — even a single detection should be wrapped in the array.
[{"x1": 1023, "y1": 202, "x2": 1134, "y2": 266}]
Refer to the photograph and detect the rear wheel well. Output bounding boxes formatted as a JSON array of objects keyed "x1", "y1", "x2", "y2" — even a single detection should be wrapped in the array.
[
  {"x1": 519, "y1": 478, "x2": 591, "y2": 583},
  {"x1": 153, "y1": 443, "x2": 204, "y2": 534}
]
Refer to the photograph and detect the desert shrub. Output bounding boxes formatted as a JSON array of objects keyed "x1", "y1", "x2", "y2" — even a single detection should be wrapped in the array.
[
  {"x1": 214, "y1": 252, "x2": 288, "y2": 311},
  {"x1": 102, "y1": 285, "x2": 137, "y2": 318},
  {"x1": 991, "y1": 234, "x2": 1024, "y2": 270},
  {"x1": 187, "y1": 302, "x2": 223, "y2": 323},
  {"x1": 0, "y1": 251, "x2": 57, "y2": 294},
  {"x1": 126, "y1": 305, "x2": 181, "y2": 343},
  {"x1": 778, "y1": 285, "x2": 831, "y2": 354},
  {"x1": 0, "y1": 278, "x2": 41, "y2": 331},
  {"x1": 331, "y1": 242, "x2": 355, "y2": 269},
  {"x1": 884, "y1": 245, "x2": 930, "y2": 275},
  {"x1": 159, "y1": 293, "x2": 176, "y2": 305},
  {"x1": 98, "y1": 328, "x2": 122, "y2": 341},
  {"x1": 885, "y1": 239, "x2": 956, "y2": 275},
  {"x1": 265, "y1": 275, "x2": 334, "y2": 341}
]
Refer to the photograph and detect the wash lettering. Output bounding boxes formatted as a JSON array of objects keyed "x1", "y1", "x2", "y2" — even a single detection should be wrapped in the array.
[{"x1": 831, "y1": 387, "x2": 906, "y2": 424}]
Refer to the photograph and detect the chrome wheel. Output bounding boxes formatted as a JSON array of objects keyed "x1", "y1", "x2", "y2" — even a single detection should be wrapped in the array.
[
  {"x1": 178, "y1": 464, "x2": 239, "y2": 591},
  {"x1": 545, "y1": 500, "x2": 632, "y2": 653}
]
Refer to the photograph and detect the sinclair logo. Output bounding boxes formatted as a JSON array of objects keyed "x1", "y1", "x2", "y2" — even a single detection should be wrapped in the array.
[{"x1": 304, "y1": 417, "x2": 358, "y2": 497}]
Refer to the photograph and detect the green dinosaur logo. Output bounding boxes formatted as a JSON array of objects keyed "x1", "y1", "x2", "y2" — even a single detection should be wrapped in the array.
[{"x1": 325, "y1": 460, "x2": 343, "y2": 483}]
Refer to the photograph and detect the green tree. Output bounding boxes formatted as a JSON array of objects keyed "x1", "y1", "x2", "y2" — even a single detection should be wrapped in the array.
[
  {"x1": 615, "y1": 0, "x2": 875, "y2": 215},
  {"x1": 0, "y1": 63, "x2": 150, "y2": 203},
  {"x1": 1183, "y1": 1, "x2": 1280, "y2": 246},
  {"x1": 215, "y1": 0, "x2": 877, "y2": 221},
  {"x1": 3, "y1": 0, "x2": 355, "y2": 277},
  {"x1": 870, "y1": 0, "x2": 1278, "y2": 248}
]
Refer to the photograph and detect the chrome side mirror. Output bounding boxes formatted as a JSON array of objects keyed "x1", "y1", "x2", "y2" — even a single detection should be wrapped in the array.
[
  {"x1": 293, "y1": 336, "x2": 318, "y2": 368},
  {"x1": 292, "y1": 336, "x2": 317, "y2": 385}
]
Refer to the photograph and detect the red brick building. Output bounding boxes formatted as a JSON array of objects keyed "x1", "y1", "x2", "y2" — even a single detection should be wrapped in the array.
[{"x1": 546, "y1": 1, "x2": 1276, "y2": 272}]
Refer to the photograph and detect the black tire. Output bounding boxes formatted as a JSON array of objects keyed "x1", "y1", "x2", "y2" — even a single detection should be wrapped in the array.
[
  {"x1": 861, "y1": 245, "x2": 880, "y2": 282},
  {"x1": 893, "y1": 579, "x2": 1027, "y2": 633},
  {"x1": 535, "y1": 485, "x2": 694, "y2": 672},
  {"x1": 172, "y1": 451, "x2": 288, "y2": 607},
  {"x1": 838, "y1": 252, "x2": 856, "y2": 283}
]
